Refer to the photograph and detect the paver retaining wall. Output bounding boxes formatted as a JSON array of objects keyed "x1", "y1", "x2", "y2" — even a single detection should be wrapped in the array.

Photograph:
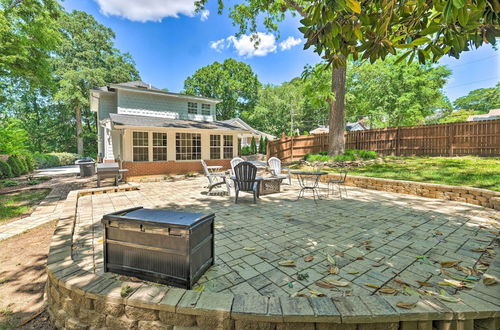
[
  {"x1": 317, "y1": 174, "x2": 500, "y2": 210},
  {"x1": 46, "y1": 186, "x2": 500, "y2": 329}
]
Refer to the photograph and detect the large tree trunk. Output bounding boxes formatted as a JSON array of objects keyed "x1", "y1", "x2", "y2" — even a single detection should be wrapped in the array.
[
  {"x1": 328, "y1": 61, "x2": 347, "y2": 156},
  {"x1": 75, "y1": 105, "x2": 84, "y2": 155}
]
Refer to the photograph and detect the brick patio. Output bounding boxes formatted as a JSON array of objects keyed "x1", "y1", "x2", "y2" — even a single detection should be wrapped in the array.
[{"x1": 73, "y1": 176, "x2": 499, "y2": 300}]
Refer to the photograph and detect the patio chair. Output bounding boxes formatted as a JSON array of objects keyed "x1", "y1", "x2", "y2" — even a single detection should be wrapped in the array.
[
  {"x1": 268, "y1": 157, "x2": 291, "y2": 185},
  {"x1": 230, "y1": 157, "x2": 244, "y2": 176},
  {"x1": 232, "y1": 162, "x2": 261, "y2": 203},
  {"x1": 201, "y1": 160, "x2": 230, "y2": 195},
  {"x1": 326, "y1": 168, "x2": 348, "y2": 199}
]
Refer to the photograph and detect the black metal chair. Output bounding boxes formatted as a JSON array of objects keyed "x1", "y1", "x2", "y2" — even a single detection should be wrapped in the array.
[
  {"x1": 231, "y1": 162, "x2": 261, "y2": 203},
  {"x1": 327, "y1": 168, "x2": 348, "y2": 198}
]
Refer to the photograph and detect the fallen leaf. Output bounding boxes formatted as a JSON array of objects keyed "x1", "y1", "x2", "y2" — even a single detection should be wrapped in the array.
[
  {"x1": 297, "y1": 273, "x2": 309, "y2": 281},
  {"x1": 396, "y1": 302, "x2": 417, "y2": 309},
  {"x1": 486, "y1": 249, "x2": 496, "y2": 256},
  {"x1": 416, "y1": 281, "x2": 433, "y2": 287},
  {"x1": 328, "y1": 266, "x2": 339, "y2": 275},
  {"x1": 437, "y1": 294, "x2": 462, "y2": 303},
  {"x1": 304, "y1": 256, "x2": 314, "y2": 262},
  {"x1": 316, "y1": 280, "x2": 335, "y2": 288},
  {"x1": 355, "y1": 256, "x2": 364, "y2": 260},
  {"x1": 193, "y1": 284, "x2": 205, "y2": 292},
  {"x1": 404, "y1": 286, "x2": 421, "y2": 297},
  {"x1": 442, "y1": 279, "x2": 464, "y2": 287},
  {"x1": 363, "y1": 283, "x2": 380, "y2": 289},
  {"x1": 243, "y1": 247, "x2": 256, "y2": 251},
  {"x1": 361, "y1": 240, "x2": 372, "y2": 245},
  {"x1": 291, "y1": 292, "x2": 308, "y2": 297},
  {"x1": 329, "y1": 280, "x2": 350, "y2": 287},
  {"x1": 483, "y1": 275, "x2": 497, "y2": 286},
  {"x1": 335, "y1": 250, "x2": 344, "y2": 257},
  {"x1": 435, "y1": 231, "x2": 443, "y2": 235},
  {"x1": 440, "y1": 261, "x2": 458, "y2": 268},
  {"x1": 327, "y1": 254, "x2": 336, "y2": 265},
  {"x1": 348, "y1": 271, "x2": 359, "y2": 275},
  {"x1": 470, "y1": 248, "x2": 486, "y2": 253},
  {"x1": 309, "y1": 290, "x2": 326, "y2": 297},
  {"x1": 378, "y1": 288, "x2": 397, "y2": 294},
  {"x1": 394, "y1": 279, "x2": 410, "y2": 286},
  {"x1": 278, "y1": 260, "x2": 296, "y2": 267},
  {"x1": 365, "y1": 245, "x2": 373, "y2": 251}
]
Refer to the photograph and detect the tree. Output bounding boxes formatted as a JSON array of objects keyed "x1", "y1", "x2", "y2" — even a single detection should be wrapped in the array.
[
  {"x1": 0, "y1": 118, "x2": 29, "y2": 154},
  {"x1": 258, "y1": 137, "x2": 264, "y2": 154},
  {"x1": 250, "y1": 136, "x2": 257, "y2": 154},
  {"x1": 0, "y1": 0, "x2": 62, "y2": 89},
  {"x1": 183, "y1": 58, "x2": 260, "y2": 120},
  {"x1": 453, "y1": 82, "x2": 500, "y2": 112},
  {"x1": 53, "y1": 10, "x2": 140, "y2": 155},
  {"x1": 438, "y1": 109, "x2": 480, "y2": 123},
  {"x1": 197, "y1": 0, "x2": 498, "y2": 155}
]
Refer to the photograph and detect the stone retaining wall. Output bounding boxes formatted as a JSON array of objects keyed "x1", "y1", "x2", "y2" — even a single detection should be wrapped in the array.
[
  {"x1": 316, "y1": 174, "x2": 500, "y2": 210},
  {"x1": 46, "y1": 185, "x2": 500, "y2": 329}
]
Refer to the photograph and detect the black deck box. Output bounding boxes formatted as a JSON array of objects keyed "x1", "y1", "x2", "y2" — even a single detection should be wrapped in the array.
[{"x1": 101, "y1": 207, "x2": 214, "y2": 289}]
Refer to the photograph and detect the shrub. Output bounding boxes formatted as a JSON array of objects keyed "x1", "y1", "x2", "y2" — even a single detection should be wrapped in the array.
[
  {"x1": 50, "y1": 152, "x2": 79, "y2": 166},
  {"x1": 22, "y1": 155, "x2": 35, "y2": 172},
  {"x1": 33, "y1": 152, "x2": 79, "y2": 169},
  {"x1": 0, "y1": 161, "x2": 13, "y2": 179},
  {"x1": 250, "y1": 137, "x2": 257, "y2": 154},
  {"x1": 241, "y1": 145, "x2": 253, "y2": 156},
  {"x1": 1, "y1": 180, "x2": 19, "y2": 187},
  {"x1": 258, "y1": 138, "x2": 264, "y2": 154},
  {"x1": 7, "y1": 155, "x2": 26, "y2": 176}
]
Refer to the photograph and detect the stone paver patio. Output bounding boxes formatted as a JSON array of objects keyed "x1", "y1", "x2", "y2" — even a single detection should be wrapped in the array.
[{"x1": 73, "y1": 176, "x2": 499, "y2": 300}]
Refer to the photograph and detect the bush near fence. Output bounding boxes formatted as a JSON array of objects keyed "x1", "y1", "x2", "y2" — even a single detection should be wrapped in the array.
[{"x1": 267, "y1": 119, "x2": 500, "y2": 161}]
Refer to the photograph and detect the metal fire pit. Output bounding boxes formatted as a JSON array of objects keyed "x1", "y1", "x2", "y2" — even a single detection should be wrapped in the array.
[{"x1": 101, "y1": 207, "x2": 214, "y2": 289}]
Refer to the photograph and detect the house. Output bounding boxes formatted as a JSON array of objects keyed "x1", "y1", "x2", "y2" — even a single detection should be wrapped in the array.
[
  {"x1": 90, "y1": 81, "x2": 248, "y2": 177},
  {"x1": 467, "y1": 109, "x2": 500, "y2": 121},
  {"x1": 310, "y1": 120, "x2": 368, "y2": 135},
  {"x1": 221, "y1": 118, "x2": 275, "y2": 147}
]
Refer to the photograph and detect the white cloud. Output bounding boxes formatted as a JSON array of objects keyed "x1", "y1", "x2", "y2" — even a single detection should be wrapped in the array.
[
  {"x1": 279, "y1": 36, "x2": 302, "y2": 51},
  {"x1": 210, "y1": 38, "x2": 228, "y2": 52},
  {"x1": 209, "y1": 33, "x2": 278, "y2": 58},
  {"x1": 200, "y1": 9, "x2": 210, "y2": 21},
  {"x1": 94, "y1": 0, "x2": 196, "y2": 22}
]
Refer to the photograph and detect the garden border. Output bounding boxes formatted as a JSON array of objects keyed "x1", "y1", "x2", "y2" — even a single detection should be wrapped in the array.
[{"x1": 45, "y1": 184, "x2": 500, "y2": 329}]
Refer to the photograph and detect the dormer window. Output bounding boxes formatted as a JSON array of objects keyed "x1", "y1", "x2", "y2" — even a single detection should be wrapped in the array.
[
  {"x1": 201, "y1": 104, "x2": 211, "y2": 116},
  {"x1": 188, "y1": 102, "x2": 198, "y2": 114}
]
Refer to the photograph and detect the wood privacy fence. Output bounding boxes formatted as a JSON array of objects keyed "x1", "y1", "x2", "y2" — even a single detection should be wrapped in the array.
[{"x1": 267, "y1": 119, "x2": 500, "y2": 161}]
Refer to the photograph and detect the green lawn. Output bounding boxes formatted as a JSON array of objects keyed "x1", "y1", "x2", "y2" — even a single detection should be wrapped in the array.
[
  {"x1": 0, "y1": 189, "x2": 51, "y2": 223},
  {"x1": 295, "y1": 156, "x2": 500, "y2": 191}
]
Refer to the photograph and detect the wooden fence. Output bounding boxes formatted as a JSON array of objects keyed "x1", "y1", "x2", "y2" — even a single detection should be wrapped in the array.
[{"x1": 267, "y1": 119, "x2": 500, "y2": 161}]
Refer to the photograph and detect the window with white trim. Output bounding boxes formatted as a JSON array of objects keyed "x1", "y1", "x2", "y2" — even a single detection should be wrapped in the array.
[
  {"x1": 223, "y1": 135, "x2": 233, "y2": 159},
  {"x1": 133, "y1": 132, "x2": 149, "y2": 161},
  {"x1": 188, "y1": 102, "x2": 198, "y2": 114},
  {"x1": 176, "y1": 133, "x2": 201, "y2": 160},
  {"x1": 152, "y1": 132, "x2": 167, "y2": 161},
  {"x1": 210, "y1": 135, "x2": 221, "y2": 160},
  {"x1": 201, "y1": 104, "x2": 211, "y2": 116}
]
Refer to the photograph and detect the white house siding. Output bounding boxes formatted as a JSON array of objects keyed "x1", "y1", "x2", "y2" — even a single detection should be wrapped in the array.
[
  {"x1": 117, "y1": 90, "x2": 215, "y2": 122},
  {"x1": 97, "y1": 94, "x2": 117, "y2": 157}
]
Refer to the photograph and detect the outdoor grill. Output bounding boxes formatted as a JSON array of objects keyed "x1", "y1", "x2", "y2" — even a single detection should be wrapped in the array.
[{"x1": 101, "y1": 207, "x2": 215, "y2": 289}]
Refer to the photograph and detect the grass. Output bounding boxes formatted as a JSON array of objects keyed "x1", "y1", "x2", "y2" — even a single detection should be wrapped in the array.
[
  {"x1": 0, "y1": 189, "x2": 51, "y2": 223},
  {"x1": 305, "y1": 149, "x2": 378, "y2": 162},
  {"x1": 299, "y1": 156, "x2": 500, "y2": 191}
]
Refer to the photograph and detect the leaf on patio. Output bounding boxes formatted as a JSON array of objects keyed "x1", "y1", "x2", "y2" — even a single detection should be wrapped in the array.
[
  {"x1": 470, "y1": 248, "x2": 487, "y2": 253},
  {"x1": 304, "y1": 256, "x2": 314, "y2": 262},
  {"x1": 434, "y1": 231, "x2": 443, "y2": 235},
  {"x1": 291, "y1": 292, "x2": 308, "y2": 297},
  {"x1": 442, "y1": 279, "x2": 464, "y2": 287},
  {"x1": 361, "y1": 240, "x2": 372, "y2": 245},
  {"x1": 483, "y1": 275, "x2": 497, "y2": 286},
  {"x1": 440, "y1": 261, "x2": 458, "y2": 268},
  {"x1": 297, "y1": 273, "x2": 309, "y2": 280},
  {"x1": 355, "y1": 256, "x2": 364, "y2": 260},
  {"x1": 415, "y1": 256, "x2": 433, "y2": 265},
  {"x1": 363, "y1": 283, "x2": 380, "y2": 289},
  {"x1": 327, "y1": 253, "x2": 336, "y2": 265},
  {"x1": 465, "y1": 276, "x2": 481, "y2": 281},
  {"x1": 396, "y1": 302, "x2": 417, "y2": 309},
  {"x1": 316, "y1": 280, "x2": 335, "y2": 288},
  {"x1": 243, "y1": 247, "x2": 256, "y2": 251},
  {"x1": 404, "y1": 286, "x2": 421, "y2": 297},
  {"x1": 394, "y1": 279, "x2": 410, "y2": 286},
  {"x1": 193, "y1": 284, "x2": 205, "y2": 292},
  {"x1": 335, "y1": 250, "x2": 344, "y2": 257},
  {"x1": 309, "y1": 289, "x2": 326, "y2": 297},
  {"x1": 437, "y1": 294, "x2": 462, "y2": 303},
  {"x1": 385, "y1": 230, "x2": 394, "y2": 235},
  {"x1": 348, "y1": 271, "x2": 359, "y2": 275},
  {"x1": 365, "y1": 245, "x2": 373, "y2": 251},
  {"x1": 416, "y1": 281, "x2": 433, "y2": 287},
  {"x1": 329, "y1": 280, "x2": 350, "y2": 287},
  {"x1": 378, "y1": 287, "x2": 397, "y2": 294},
  {"x1": 328, "y1": 266, "x2": 339, "y2": 275},
  {"x1": 278, "y1": 260, "x2": 296, "y2": 267},
  {"x1": 486, "y1": 249, "x2": 496, "y2": 256}
]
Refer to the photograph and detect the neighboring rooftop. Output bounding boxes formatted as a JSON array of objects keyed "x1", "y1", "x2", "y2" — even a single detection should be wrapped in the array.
[
  {"x1": 467, "y1": 109, "x2": 500, "y2": 121},
  {"x1": 110, "y1": 113, "x2": 247, "y2": 132},
  {"x1": 222, "y1": 118, "x2": 275, "y2": 140}
]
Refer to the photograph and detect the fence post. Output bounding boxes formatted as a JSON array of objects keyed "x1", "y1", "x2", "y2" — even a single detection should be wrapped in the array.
[
  {"x1": 290, "y1": 136, "x2": 295, "y2": 161},
  {"x1": 448, "y1": 124, "x2": 455, "y2": 156},
  {"x1": 396, "y1": 127, "x2": 401, "y2": 156}
]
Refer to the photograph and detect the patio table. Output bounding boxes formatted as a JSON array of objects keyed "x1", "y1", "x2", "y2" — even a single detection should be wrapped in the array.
[{"x1": 291, "y1": 171, "x2": 328, "y2": 202}]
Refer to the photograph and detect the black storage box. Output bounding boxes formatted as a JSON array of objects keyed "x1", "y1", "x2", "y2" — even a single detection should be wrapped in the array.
[{"x1": 101, "y1": 207, "x2": 214, "y2": 289}]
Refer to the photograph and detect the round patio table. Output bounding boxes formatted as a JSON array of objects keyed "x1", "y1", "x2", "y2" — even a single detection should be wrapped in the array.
[{"x1": 291, "y1": 171, "x2": 328, "y2": 202}]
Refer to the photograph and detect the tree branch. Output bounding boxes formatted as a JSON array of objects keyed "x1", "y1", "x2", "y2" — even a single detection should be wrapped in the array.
[{"x1": 284, "y1": 0, "x2": 307, "y2": 17}]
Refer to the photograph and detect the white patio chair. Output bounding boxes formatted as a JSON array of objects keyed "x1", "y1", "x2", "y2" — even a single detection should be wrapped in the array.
[
  {"x1": 230, "y1": 157, "x2": 244, "y2": 176},
  {"x1": 201, "y1": 160, "x2": 230, "y2": 195},
  {"x1": 268, "y1": 157, "x2": 291, "y2": 185}
]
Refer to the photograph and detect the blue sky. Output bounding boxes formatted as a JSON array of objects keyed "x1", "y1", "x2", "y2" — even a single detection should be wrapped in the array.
[{"x1": 64, "y1": 0, "x2": 499, "y2": 102}]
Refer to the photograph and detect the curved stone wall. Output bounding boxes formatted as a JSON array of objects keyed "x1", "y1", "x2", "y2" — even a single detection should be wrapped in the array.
[{"x1": 46, "y1": 185, "x2": 500, "y2": 329}]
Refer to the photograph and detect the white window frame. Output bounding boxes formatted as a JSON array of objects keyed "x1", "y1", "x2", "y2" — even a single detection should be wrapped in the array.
[
  {"x1": 132, "y1": 131, "x2": 149, "y2": 162},
  {"x1": 188, "y1": 102, "x2": 198, "y2": 115},
  {"x1": 176, "y1": 132, "x2": 201, "y2": 160},
  {"x1": 201, "y1": 103, "x2": 211, "y2": 116},
  {"x1": 152, "y1": 132, "x2": 167, "y2": 161}
]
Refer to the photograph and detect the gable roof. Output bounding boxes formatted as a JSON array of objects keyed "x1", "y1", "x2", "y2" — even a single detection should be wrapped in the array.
[
  {"x1": 221, "y1": 118, "x2": 275, "y2": 139},
  {"x1": 110, "y1": 113, "x2": 248, "y2": 132}
]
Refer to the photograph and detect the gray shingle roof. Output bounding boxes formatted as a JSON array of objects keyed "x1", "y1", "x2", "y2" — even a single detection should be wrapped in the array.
[
  {"x1": 110, "y1": 113, "x2": 247, "y2": 132},
  {"x1": 221, "y1": 118, "x2": 275, "y2": 139}
]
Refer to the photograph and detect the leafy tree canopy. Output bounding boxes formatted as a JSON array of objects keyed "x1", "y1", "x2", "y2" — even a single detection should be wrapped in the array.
[
  {"x1": 438, "y1": 108, "x2": 480, "y2": 123},
  {"x1": 453, "y1": 82, "x2": 500, "y2": 112},
  {"x1": 183, "y1": 58, "x2": 260, "y2": 120},
  {"x1": 0, "y1": 118, "x2": 29, "y2": 154}
]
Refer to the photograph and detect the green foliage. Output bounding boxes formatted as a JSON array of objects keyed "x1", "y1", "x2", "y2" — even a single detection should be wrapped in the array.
[
  {"x1": 183, "y1": 58, "x2": 260, "y2": 119},
  {"x1": 250, "y1": 136, "x2": 257, "y2": 154},
  {"x1": 453, "y1": 82, "x2": 500, "y2": 112},
  {"x1": 258, "y1": 138, "x2": 264, "y2": 154},
  {"x1": 438, "y1": 109, "x2": 480, "y2": 123},
  {"x1": 22, "y1": 155, "x2": 35, "y2": 172},
  {"x1": 1, "y1": 180, "x2": 19, "y2": 187},
  {"x1": 7, "y1": 155, "x2": 26, "y2": 176},
  {"x1": 305, "y1": 149, "x2": 378, "y2": 162},
  {"x1": 0, "y1": 118, "x2": 29, "y2": 154},
  {"x1": 33, "y1": 152, "x2": 79, "y2": 168},
  {"x1": 0, "y1": 188, "x2": 51, "y2": 223},
  {"x1": 0, "y1": 161, "x2": 12, "y2": 179},
  {"x1": 241, "y1": 146, "x2": 253, "y2": 155},
  {"x1": 262, "y1": 137, "x2": 268, "y2": 154}
]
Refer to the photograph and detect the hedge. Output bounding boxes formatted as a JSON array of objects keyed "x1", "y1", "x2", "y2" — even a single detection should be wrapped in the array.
[
  {"x1": 7, "y1": 155, "x2": 27, "y2": 176},
  {"x1": 0, "y1": 161, "x2": 13, "y2": 179},
  {"x1": 34, "y1": 152, "x2": 79, "y2": 169}
]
